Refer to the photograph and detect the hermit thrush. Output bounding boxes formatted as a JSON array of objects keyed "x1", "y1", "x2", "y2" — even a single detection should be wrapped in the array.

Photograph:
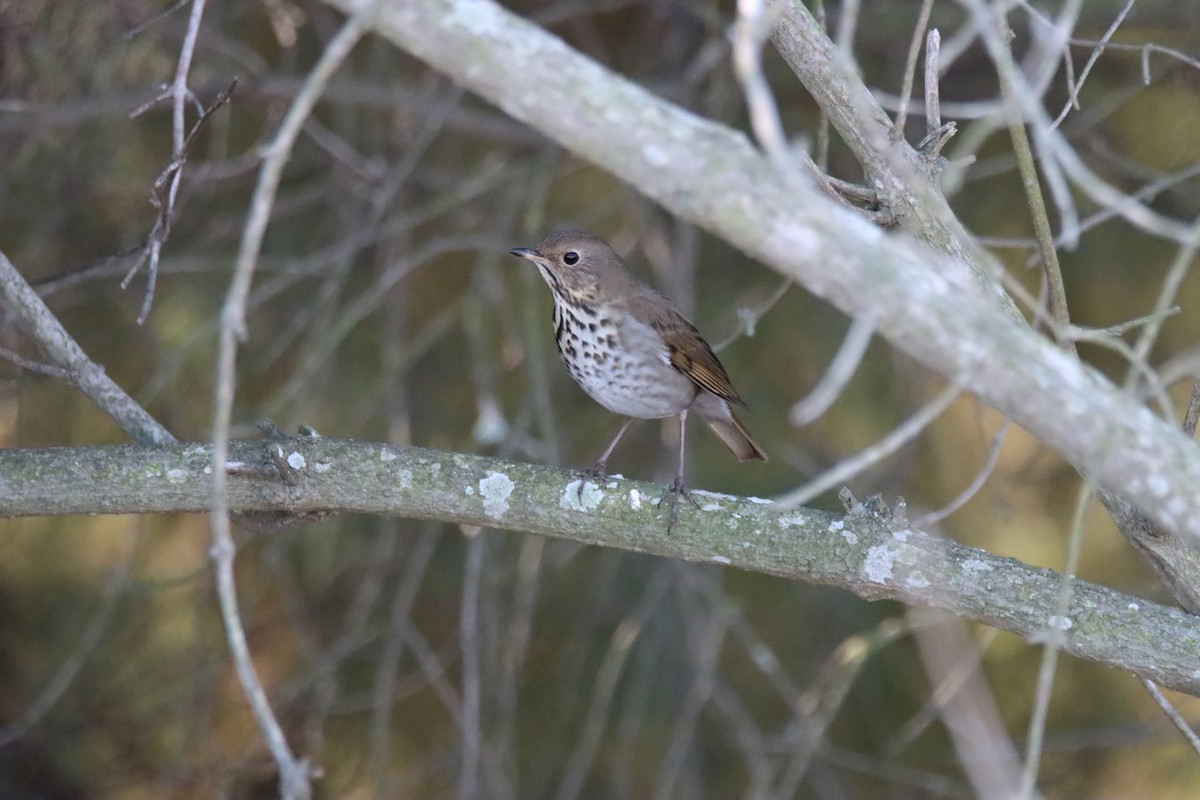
[{"x1": 509, "y1": 229, "x2": 766, "y2": 529}]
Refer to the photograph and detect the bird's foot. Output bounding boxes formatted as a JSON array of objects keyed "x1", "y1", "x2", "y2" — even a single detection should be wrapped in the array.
[
  {"x1": 662, "y1": 475, "x2": 699, "y2": 533},
  {"x1": 573, "y1": 460, "x2": 608, "y2": 502}
]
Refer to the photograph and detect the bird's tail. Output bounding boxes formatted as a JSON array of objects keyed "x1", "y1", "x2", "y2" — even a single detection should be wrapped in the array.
[{"x1": 704, "y1": 410, "x2": 768, "y2": 462}]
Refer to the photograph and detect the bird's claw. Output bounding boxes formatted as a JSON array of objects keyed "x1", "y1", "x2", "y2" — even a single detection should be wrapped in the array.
[
  {"x1": 663, "y1": 476, "x2": 698, "y2": 533},
  {"x1": 574, "y1": 461, "x2": 608, "y2": 502}
]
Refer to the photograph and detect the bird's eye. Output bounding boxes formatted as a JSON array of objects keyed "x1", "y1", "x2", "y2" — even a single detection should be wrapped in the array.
[{"x1": 563, "y1": 251, "x2": 580, "y2": 266}]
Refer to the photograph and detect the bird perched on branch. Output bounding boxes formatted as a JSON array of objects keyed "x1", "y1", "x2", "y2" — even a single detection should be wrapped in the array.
[{"x1": 510, "y1": 229, "x2": 766, "y2": 529}]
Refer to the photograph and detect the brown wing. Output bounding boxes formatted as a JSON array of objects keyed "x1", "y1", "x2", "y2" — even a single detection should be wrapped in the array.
[{"x1": 627, "y1": 292, "x2": 746, "y2": 407}]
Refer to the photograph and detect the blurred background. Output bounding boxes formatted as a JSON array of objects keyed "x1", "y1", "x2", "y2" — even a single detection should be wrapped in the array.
[{"x1": 1, "y1": 0, "x2": 1200, "y2": 797}]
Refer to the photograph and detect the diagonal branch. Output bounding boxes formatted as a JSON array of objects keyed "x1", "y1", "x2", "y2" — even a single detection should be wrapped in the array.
[{"x1": 0, "y1": 250, "x2": 175, "y2": 446}]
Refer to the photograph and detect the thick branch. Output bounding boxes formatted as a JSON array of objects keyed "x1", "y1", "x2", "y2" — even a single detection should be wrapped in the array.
[
  {"x1": 2, "y1": 439, "x2": 1199, "y2": 696},
  {"x1": 315, "y1": 0, "x2": 1200, "y2": 551}
]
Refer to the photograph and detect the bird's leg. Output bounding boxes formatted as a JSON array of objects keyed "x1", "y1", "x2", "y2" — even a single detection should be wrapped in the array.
[
  {"x1": 577, "y1": 416, "x2": 634, "y2": 500},
  {"x1": 664, "y1": 410, "x2": 699, "y2": 532}
]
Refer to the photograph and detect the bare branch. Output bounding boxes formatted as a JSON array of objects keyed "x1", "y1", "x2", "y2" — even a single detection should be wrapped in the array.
[
  {"x1": 0, "y1": 250, "x2": 175, "y2": 445},
  {"x1": 777, "y1": 378, "x2": 962, "y2": 508},
  {"x1": 891, "y1": 0, "x2": 935, "y2": 138},
  {"x1": 4, "y1": 439, "x2": 1200, "y2": 696},
  {"x1": 210, "y1": 6, "x2": 382, "y2": 798}
]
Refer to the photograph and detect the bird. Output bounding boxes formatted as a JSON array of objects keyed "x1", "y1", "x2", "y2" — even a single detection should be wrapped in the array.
[{"x1": 509, "y1": 229, "x2": 766, "y2": 529}]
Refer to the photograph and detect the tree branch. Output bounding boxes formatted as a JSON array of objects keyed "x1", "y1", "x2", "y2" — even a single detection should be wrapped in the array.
[
  {"x1": 2, "y1": 438, "x2": 1199, "y2": 696},
  {"x1": 0, "y1": 251, "x2": 175, "y2": 446}
]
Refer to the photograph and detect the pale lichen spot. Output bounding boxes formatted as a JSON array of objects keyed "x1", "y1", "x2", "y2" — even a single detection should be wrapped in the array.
[
  {"x1": 765, "y1": 225, "x2": 822, "y2": 262},
  {"x1": 711, "y1": 555, "x2": 732, "y2": 565},
  {"x1": 394, "y1": 468, "x2": 413, "y2": 490},
  {"x1": 747, "y1": 496, "x2": 773, "y2": 505},
  {"x1": 1167, "y1": 496, "x2": 1187, "y2": 518},
  {"x1": 479, "y1": 472, "x2": 515, "y2": 518},
  {"x1": 166, "y1": 468, "x2": 188, "y2": 485},
  {"x1": 905, "y1": 572, "x2": 930, "y2": 589},
  {"x1": 314, "y1": 462, "x2": 331, "y2": 473},
  {"x1": 641, "y1": 143, "x2": 670, "y2": 167},
  {"x1": 1047, "y1": 615, "x2": 1073, "y2": 631},
  {"x1": 380, "y1": 449, "x2": 398, "y2": 462},
  {"x1": 701, "y1": 503, "x2": 722, "y2": 512},
  {"x1": 693, "y1": 489, "x2": 739, "y2": 501},
  {"x1": 286, "y1": 452, "x2": 306, "y2": 470},
  {"x1": 962, "y1": 558, "x2": 993, "y2": 574},
  {"x1": 629, "y1": 489, "x2": 643, "y2": 510},
  {"x1": 1127, "y1": 602, "x2": 1140, "y2": 611},
  {"x1": 449, "y1": 0, "x2": 502, "y2": 36},
  {"x1": 1146, "y1": 474, "x2": 1170, "y2": 499},
  {"x1": 827, "y1": 519, "x2": 845, "y2": 532},
  {"x1": 562, "y1": 479, "x2": 604, "y2": 512},
  {"x1": 841, "y1": 530, "x2": 858, "y2": 545},
  {"x1": 892, "y1": 529, "x2": 910, "y2": 542},
  {"x1": 863, "y1": 545, "x2": 896, "y2": 582},
  {"x1": 778, "y1": 514, "x2": 807, "y2": 528}
]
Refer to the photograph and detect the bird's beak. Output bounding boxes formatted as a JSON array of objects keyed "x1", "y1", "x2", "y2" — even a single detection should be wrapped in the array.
[{"x1": 509, "y1": 246, "x2": 539, "y2": 261}]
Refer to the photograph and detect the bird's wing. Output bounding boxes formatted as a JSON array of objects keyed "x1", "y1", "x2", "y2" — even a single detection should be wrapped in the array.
[{"x1": 627, "y1": 292, "x2": 746, "y2": 407}]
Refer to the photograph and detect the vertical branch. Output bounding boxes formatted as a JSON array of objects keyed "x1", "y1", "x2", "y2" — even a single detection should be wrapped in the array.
[
  {"x1": 209, "y1": 5, "x2": 381, "y2": 798},
  {"x1": 125, "y1": 0, "x2": 209, "y2": 324},
  {"x1": 924, "y1": 29, "x2": 943, "y2": 134},
  {"x1": 987, "y1": 7, "x2": 1076, "y2": 352},
  {"x1": 891, "y1": 0, "x2": 935, "y2": 137}
]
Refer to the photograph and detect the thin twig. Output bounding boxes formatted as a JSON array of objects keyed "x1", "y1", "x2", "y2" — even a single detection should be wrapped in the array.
[
  {"x1": 123, "y1": 0, "x2": 190, "y2": 39},
  {"x1": 966, "y1": 0, "x2": 1194, "y2": 246},
  {"x1": 1141, "y1": 679, "x2": 1200, "y2": 756},
  {"x1": 913, "y1": 611, "x2": 1036, "y2": 800},
  {"x1": 0, "y1": 251, "x2": 175, "y2": 445},
  {"x1": 0, "y1": 345, "x2": 73, "y2": 380},
  {"x1": 122, "y1": 0, "x2": 210, "y2": 324},
  {"x1": 987, "y1": 7, "x2": 1076, "y2": 353},
  {"x1": 1182, "y1": 378, "x2": 1200, "y2": 438},
  {"x1": 0, "y1": 525, "x2": 138, "y2": 746},
  {"x1": 1020, "y1": 481, "x2": 1093, "y2": 799},
  {"x1": 732, "y1": 0, "x2": 790, "y2": 166},
  {"x1": 789, "y1": 313, "x2": 875, "y2": 426},
  {"x1": 913, "y1": 420, "x2": 1009, "y2": 527},
  {"x1": 457, "y1": 533, "x2": 486, "y2": 800},
  {"x1": 924, "y1": 29, "x2": 943, "y2": 133},
  {"x1": 1049, "y1": 0, "x2": 1136, "y2": 129},
  {"x1": 555, "y1": 572, "x2": 673, "y2": 800},
  {"x1": 123, "y1": 76, "x2": 237, "y2": 325},
  {"x1": 209, "y1": 6, "x2": 382, "y2": 799},
  {"x1": 776, "y1": 378, "x2": 962, "y2": 508},
  {"x1": 1126, "y1": 218, "x2": 1200, "y2": 388},
  {"x1": 774, "y1": 618, "x2": 912, "y2": 794},
  {"x1": 892, "y1": 0, "x2": 935, "y2": 138},
  {"x1": 713, "y1": 276, "x2": 792, "y2": 351}
]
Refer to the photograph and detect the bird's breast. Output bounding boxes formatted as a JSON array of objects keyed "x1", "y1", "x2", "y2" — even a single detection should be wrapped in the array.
[{"x1": 552, "y1": 300, "x2": 695, "y2": 418}]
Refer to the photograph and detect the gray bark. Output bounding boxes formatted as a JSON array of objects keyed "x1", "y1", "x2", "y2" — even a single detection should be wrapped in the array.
[{"x1": 2, "y1": 438, "x2": 1198, "y2": 696}]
